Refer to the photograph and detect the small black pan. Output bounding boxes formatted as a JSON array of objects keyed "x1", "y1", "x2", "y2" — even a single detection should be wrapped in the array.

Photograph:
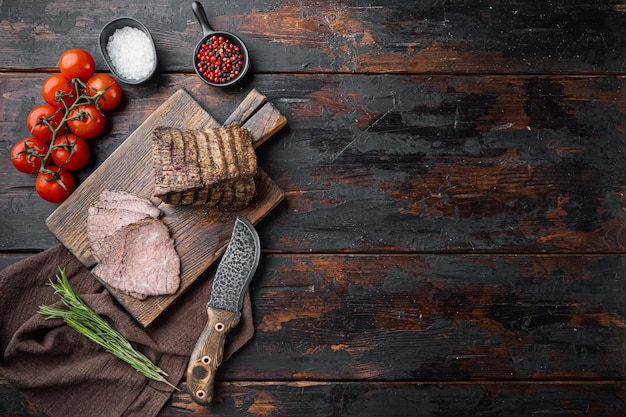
[{"x1": 192, "y1": 1, "x2": 250, "y2": 87}]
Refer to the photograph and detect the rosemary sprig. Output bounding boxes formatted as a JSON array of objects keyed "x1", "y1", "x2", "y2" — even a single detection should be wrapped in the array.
[{"x1": 38, "y1": 267, "x2": 178, "y2": 390}]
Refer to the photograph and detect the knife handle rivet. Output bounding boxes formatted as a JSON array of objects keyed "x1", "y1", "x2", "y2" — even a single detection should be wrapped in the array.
[
  {"x1": 196, "y1": 390, "x2": 206, "y2": 399},
  {"x1": 201, "y1": 355, "x2": 211, "y2": 365},
  {"x1": 215, "y1": 322, "x2": 225, "y2": 332},
  {"x1": 192, "y1": 365, "x2": 208, "y2": 379}
]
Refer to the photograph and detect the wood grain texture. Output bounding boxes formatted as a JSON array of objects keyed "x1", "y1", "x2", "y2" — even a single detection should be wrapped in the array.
[
  {"x1": 1, "y1": 74, "x2": 624, "y2": 254},
  {"x1": 4, "y1": 253, "x2": 625, "y2": 416},
  {"x1": 1, "y1": 1, "x2": 625, "y2": 416},
  {"x1": 201, "y1": 254, "x2": 626, "y2": 382},
  {"x1": 160, "y1": 381, "x2": 626, "y2": 417},
  {"x1": 45, "y1": 89, "x2": 285, "y2": 326},
  {"x1": 172, "y1": 252, "x2": 625, "y2": 413},
  {"x1": 2, "y1": 377, "x2": 624, "y2": 417},
  {"x1": 187, "y1": 306, "x2": 241, "y2": 405},
  {"x1": 1, "y1": 0, "x2": 626, "y2": 75}
]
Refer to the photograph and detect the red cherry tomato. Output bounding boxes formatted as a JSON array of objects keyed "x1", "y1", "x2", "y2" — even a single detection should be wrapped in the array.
[
  {"x1": 26, "y1": 104, "x2": 65, "y2": 141},
  {"x1": 67, "y1": 104, "x2": 106, "y2": 139},
  {"x1": 85, "y1": 74, "x2": 123, "y2": 111},
  {"x1": 58, "y1": 49, "x2": 95, "y2": 82},
  {"x1": 35, "y1": 166, "x2": 76, "y2": 203},
  {"x1": 51, "y1": 133, "x2": 90, "y2": 171},
  {"x1": 11, "y1": 137, "x2": 50, "y2": 174},
  {"x1": 42, "y1": 73, "x2": 76, "y2": 108}
]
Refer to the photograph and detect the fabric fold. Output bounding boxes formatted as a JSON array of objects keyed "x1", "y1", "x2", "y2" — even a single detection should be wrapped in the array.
[{"x1": 0, "y1": 244, "x2": 254, "y2": 417}]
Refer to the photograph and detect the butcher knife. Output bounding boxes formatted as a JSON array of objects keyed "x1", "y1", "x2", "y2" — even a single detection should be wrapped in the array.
[{"x1": 186, "y1": 216, "x2": 260, "y2": 405}]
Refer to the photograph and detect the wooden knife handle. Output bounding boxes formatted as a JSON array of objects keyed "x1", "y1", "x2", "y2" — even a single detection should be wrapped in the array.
[{"x1": 186, "y1": 306, "x2": 241, "y2": 405}]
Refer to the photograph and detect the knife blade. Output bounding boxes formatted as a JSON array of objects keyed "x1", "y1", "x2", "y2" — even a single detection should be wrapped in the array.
[{"x1": 186, "y1": 216, "x2": 260, "y2": 405}]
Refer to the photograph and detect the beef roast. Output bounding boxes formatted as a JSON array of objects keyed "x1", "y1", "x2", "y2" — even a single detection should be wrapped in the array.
[
  {"x1": 91, "y1": 218, "x2": 180, "y2": 300},
  {"x1": 87, "y1": 190, "x2": 161, "y2": 263},
  {"x1": 151, "y1": 126, "x2": 257, "y2": 209},
  {"x1": 95, "y1": 189, "x2": 161, "y2": 217},
  {"x1": 88, "y1": 207, "x2": 158, "y2": 262},
  {"x1": 87, "y1": 189, "x2": 181, "y2": 300}
]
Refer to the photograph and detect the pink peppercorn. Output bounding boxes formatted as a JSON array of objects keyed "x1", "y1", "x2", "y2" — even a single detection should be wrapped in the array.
[{"x1": 195, "y1": 35, "x2": 244, "y2": 84}]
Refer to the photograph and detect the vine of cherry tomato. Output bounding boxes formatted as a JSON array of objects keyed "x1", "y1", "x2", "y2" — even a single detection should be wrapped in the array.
[
  {"x1": 26, "y1": 104, "x2": 65, "y2": 141},
  {"x1": 68, "y1": 104, "x2": 107, "y2": 139},
  {"x1": 36, "y1": 166, "x2": 77, "y2": 204},
  {"x1": 42, "y1": 74, "x2": 77, "y2": 108},
  {"x1": 85, "y1": 74, "x2": 123, "y2": 111},
  {"x1": 51, "y1": 134, "x2": 90, "y2": 171},
  {"x1": 11, "y1": 137, "x2": 50, "y2": 174},
  {"x1": 11, "y1": 49, "x2": 123, "y2": 203}
]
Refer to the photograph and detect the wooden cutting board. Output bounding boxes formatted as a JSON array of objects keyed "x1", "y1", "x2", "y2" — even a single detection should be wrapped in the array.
[{"x1": 46, "y1": 88, "x2": 287, "y2": 327}]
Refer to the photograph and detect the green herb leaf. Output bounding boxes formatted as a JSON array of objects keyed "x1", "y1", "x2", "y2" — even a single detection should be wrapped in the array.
[{"x1": 38, "y1": 267, "x2": 178, "y2": 390}]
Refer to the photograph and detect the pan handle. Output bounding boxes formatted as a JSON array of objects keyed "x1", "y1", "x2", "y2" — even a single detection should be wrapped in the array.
[{"x1": 192, "y1": 1, "x2": 214, "y2": 36}]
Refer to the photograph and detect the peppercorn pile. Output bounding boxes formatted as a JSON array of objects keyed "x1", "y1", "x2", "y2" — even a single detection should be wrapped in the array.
[{"x1": 195, "y1": 35, "x2": 244, "y2": 84}]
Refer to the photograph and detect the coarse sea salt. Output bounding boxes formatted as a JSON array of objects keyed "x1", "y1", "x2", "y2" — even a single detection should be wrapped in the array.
[{"x1": 106, "y1": 26, "x2": 155, "y2": 81}]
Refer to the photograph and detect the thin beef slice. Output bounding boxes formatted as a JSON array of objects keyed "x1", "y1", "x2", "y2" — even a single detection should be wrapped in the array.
[
  {"x1": 91, "y1": 218, "x2": 180, "y2": 300},
  {"x1": 95, "y1": 189, "x2": 161, "y2": 218},
  {"x1": 87, "y1": 190, "x2": 161, "y2": 263}
]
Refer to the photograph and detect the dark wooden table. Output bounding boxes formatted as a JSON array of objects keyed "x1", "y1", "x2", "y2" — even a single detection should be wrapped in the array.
[{"x1": 2, "y1": 1, "x2": 626, "y2": 415}]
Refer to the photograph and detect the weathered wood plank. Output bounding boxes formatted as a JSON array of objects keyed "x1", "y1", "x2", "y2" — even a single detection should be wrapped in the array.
[
  {"x1": 211, "y1": 254, "x2": 626, "y2": 381},
  {"x1": 0, "y1": 253, "x2": 37, "y2": 272},
  {"x1": 39, "y1": 251, "x2": 588, "y2": 417},
  {"x1": 1, "y1": 0, "x2": 626, "y2": 75},
  {"x1": 1, "y1": 74, "x2": 624, "y2": 258},
  {"x1": 4, "y1": 378, "x2": 625, "y2": 417},
  {"x1": 2, "y1": 2, "x2": 623, "y2": 417},
  {"x1": 2, "y1": 254, "x2": 623, "y2": 382},
  {"x1": 161, "y1": 381, "x2": 626, "y2": 417}
]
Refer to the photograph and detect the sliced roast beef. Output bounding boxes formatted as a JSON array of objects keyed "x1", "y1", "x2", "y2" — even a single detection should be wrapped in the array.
[
  {"x1": 93, "y1": 189, "x2": 161, "y2": 218},
  {"x1": 87, "y1": 190, "x2": 162, "y2": 263},
  {"x1": 87, "y1": 189, "x2": 181, "y2": 300},
  {"x1": 91, "y1": 218, "x2": 180, "y2": 300}
]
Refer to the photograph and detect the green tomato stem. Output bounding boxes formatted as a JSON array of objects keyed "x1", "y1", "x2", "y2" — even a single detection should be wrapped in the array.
[{"x1": 34, "y1": 77, "x2": 104, "y2": 189}]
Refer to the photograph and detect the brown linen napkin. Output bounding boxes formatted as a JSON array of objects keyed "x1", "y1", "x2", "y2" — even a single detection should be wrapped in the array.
[{"x1": 0, "y1": 244, "x2": 254, "y2": 417}]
